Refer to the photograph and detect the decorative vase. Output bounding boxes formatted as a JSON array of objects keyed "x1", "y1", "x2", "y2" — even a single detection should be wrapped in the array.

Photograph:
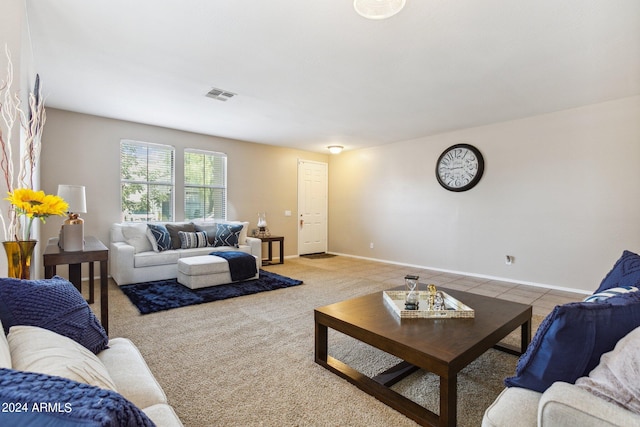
[{"x1": 3, "y1": 240, "x2": 37, "y2": 280}]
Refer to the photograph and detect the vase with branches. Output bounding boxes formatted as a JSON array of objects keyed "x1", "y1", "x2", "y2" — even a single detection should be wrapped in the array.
[{"x1": 0, "y1": 45, "x2": 65, "y2": 278}]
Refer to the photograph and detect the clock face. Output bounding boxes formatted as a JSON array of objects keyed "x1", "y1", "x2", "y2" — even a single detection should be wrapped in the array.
[{"x1": 436, "y1": 144, "x2": 484, "y2": 192}]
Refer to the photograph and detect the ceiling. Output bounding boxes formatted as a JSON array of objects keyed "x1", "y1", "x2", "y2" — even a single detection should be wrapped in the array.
[{"x1": 25, "y1": 0, "x2": 640, "y2": 153}]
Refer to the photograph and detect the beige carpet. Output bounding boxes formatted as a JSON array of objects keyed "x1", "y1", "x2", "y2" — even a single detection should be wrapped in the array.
[{"x1": 104, "y1": 257, "x2": 543, "y2": 427}]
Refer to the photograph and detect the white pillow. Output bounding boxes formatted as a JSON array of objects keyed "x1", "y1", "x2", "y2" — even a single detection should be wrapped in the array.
[
  {"x1": 121, "y1": 223, "x2": 154, "y2": 253},
  {"x1": 0, "y1": 320, "x2": 11, "y2": 368},
  {"x1": 8, "y1": 325, "x2": 117, "y2": 391}
]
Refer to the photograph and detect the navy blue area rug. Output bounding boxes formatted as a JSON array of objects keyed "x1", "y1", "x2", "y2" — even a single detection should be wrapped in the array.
[{"x1": 120, "y1": 270, "x2": 303, "y2": 315}]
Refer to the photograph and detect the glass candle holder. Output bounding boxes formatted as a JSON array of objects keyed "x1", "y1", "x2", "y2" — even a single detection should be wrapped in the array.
[{"x1": 404, "y1": 275, "x2": 419, "y2": 310}]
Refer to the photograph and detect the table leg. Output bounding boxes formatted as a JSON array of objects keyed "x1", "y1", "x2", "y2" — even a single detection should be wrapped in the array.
[
  {"x1": 100, "y1": 260, "x2": 109, "y2": 335},
  {"x1": 279, "y1": 239, "x2": 284, "y2": 264},
  {"x1": 44, "y1": 265, "x2": 56, "y2": 279},
  {"x1": 314, "y1": 320, "x2": 328, "y2": 363},
  {"x1": 68, "y1": 263, "x2": 82, "y2": 294},
  {"x1": 521, "y1": 318, "x2": 531, "y2": 353},
  {"x1": 268, "y1": 241, "x2": 273, "y2": 263},
  {"x1": 440, "y1": 374, "x2": 457, "y2": 427},
  {"x1": 88, "y1": 262, "x2": 95, "y2": 304}
]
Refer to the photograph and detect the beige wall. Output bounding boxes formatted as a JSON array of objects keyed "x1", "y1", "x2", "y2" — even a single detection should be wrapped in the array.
[
  {"x1": 39, "y1": 109, "x2": 327, "y2": 277},
  {"x1": 34, "y1": 98, "x2": 640, "y2": 292},
  {"x1": 328, "y1": 96, "x2": 640, "y2": 292}
]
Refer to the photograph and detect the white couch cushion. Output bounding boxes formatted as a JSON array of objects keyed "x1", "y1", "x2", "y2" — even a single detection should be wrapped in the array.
[
  {"x1": 482, "y1": 387, "x2": 540, "y2": 427},
  {"x1": 98, "y1": 337, "x2": 168, "y2": 409},
  {"x1": 8, "y1": 325, "x2": 117, "y2": 391},
  {"x1": 135, "y1": 250, "x2": 181, "y2": 268},
  {"x1": 0, "y1": 320, "x2": 11, "y2": 368},
  {"x1": 143, "y1": 403, "x2": 184, "y2": 427}
]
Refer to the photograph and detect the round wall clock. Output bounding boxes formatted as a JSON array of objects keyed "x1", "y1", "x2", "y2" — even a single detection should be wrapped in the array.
[{"x1": 435, "y1": 144, "x2": 484, "y2": 192}]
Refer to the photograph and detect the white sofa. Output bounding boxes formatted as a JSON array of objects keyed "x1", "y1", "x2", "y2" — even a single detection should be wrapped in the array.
[
  {"x1": 110, "y1": 220, "x2": 262, "y2": 286},
  {"x1": 0, "y1": 320, "x2": 183, "y2": 426},
  {"x1": 483, "y1": 381, "x2": 640, "y2": 426}
]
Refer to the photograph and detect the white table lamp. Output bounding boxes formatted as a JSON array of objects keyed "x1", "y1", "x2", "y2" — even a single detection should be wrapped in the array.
[{"x1": 57, "y1": 185, "x2": 87, "y2": 251}]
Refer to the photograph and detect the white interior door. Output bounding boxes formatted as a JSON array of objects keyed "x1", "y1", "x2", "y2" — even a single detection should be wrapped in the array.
[{"x1": 298, "y1": 160, "x2": 328, "y2": 255}]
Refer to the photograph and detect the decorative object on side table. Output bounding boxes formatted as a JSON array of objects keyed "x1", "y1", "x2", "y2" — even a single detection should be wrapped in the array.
[
  {"x1": 56, "y1": 184, "x2": 87, "y2": 251},
  {"x1": 254, "y1": 212, "x2": 270, "y2": 238},
  {"x1": 4, "y1": 189, "x2": 67, "y2": 279},
  {"x1": 0, "y1": 47, "x2": 56, "y2": 279}
]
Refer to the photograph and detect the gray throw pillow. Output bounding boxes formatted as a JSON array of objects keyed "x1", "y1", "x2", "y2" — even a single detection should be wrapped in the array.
[{"x1": 165, "y1": 223, "x2": 196, "y2": 249}]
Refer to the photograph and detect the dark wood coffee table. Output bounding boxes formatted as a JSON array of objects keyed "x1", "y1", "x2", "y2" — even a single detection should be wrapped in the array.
[{"x1": 314, "y1": 287, "x2": 532, "y2": 427}]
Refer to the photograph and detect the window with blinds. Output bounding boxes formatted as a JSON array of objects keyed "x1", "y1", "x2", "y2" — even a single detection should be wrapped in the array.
[
  {"x1": 184, "y1": 149, "x2": 227, "y2": 221},
  {"x1": 120, "y1": 140, "x2": 175, "y2": 222}
]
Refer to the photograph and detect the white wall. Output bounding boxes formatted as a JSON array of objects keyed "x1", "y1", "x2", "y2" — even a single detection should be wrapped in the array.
[
  {"x1": 39, "y1": 109, "x2": 327, "y2": 278},
  {"x1": 328, "y1": 96, "x2": 640, "y2": 292},
  {"x1": 0, "y1": 1, "x2": 38, "y2": 276}
]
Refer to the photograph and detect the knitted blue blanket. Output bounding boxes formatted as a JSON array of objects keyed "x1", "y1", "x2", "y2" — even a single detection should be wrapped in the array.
[
  {"x1": 0, "y1": 368, "x2": 155, "y2": 427},
  {"x1": 210, "y1": 251, "x2": 257, "y2": 281}
]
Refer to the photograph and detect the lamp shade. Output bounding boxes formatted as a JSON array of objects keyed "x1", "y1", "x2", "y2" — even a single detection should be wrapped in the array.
[{"x1": 57, "y1": 185, "x2": 86, "y2": 213}]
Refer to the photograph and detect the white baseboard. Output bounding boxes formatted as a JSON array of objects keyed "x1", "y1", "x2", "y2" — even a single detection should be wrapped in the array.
[{"x1": 326, "y1": 252, "x2": 591, "y2": 295}]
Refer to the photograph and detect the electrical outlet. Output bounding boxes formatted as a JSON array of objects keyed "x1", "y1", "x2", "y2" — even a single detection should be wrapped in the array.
[
  {"x1": 284, "y1": 210, "x2": 291, "y2": 217},
  {"x1": 505, "y1": 255, "x2": 514, "y2": 265},
  {"x1": 370, "y1": 242, "x2": 374, "y2": 249}
]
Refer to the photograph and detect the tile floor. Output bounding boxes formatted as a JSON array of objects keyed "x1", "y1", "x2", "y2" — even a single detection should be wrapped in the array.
[{"x1": 288, "y1": 255, "x2": 587, "y2": 318}]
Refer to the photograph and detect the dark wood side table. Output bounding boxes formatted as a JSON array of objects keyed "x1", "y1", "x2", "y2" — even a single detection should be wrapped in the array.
[
  {"x1": 258, "y1": 236, "x2": 284, "y2": 265},
  {"x1": 43, "y1": 236, "x2": 109, "y2": 334}
]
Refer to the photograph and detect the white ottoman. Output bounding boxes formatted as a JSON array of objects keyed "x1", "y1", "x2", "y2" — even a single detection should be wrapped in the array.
[{"x1": 177, "y1": 255, "x2": 259, "y2": 289}]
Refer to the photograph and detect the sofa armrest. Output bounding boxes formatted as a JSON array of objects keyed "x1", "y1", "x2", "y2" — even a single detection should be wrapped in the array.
[
  {"x1": 109, "y1": 241, "x2": 135, "y2": 285},
  {"x1": 539, "y1": 382, "x2": 640, "y2": 426},
  {"x1": 245, "y1": 236, "x2": 262, "y2": 261},
  {"x1": 99, "y1": 338, "x2": 167, "y2": 410},
  {"x1": 482, "y1": 387, "x2": 540, "y2": 427}
]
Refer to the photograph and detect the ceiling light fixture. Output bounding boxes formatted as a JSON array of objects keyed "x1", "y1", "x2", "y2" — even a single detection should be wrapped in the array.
[
  {"x1": 354, "y1": 0, "x2": 406, "y2": 20},
  {"x1": 328, "y1": 145, "x2": 344, "y2": 154}
]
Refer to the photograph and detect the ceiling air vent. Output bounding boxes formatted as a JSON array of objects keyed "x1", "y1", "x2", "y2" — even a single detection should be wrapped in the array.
[{"x1": 206, "y1": 87, "x2": 236, "y2": 102}]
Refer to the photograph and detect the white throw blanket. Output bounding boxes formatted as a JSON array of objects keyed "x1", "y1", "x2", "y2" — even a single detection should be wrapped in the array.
[{"x1": 576, "y1": 325, "x2": 640, "y2": 414}]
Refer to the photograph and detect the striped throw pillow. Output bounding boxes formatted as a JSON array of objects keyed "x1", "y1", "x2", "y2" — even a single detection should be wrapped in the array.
[
  {"x1": 584, "y1": 286, "x2": 639, "y2": 303},
  {"x1": 178, "y1": 231, "x2": 209, "y2": 249}
]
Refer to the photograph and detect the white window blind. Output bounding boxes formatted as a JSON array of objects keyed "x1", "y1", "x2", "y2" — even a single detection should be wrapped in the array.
[
  {"x1": 184, "y1": 149, "x2": 227, "y2": 221},
  {"x1": 120, "y1": 140, "x2": 175, "y2": 222}
]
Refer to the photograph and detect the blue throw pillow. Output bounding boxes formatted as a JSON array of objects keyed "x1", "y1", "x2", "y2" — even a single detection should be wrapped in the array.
[
  {"x1": 213, "y1": 223, "x2": 243, "y2": 248},
  {"x1": 147, "y1": 223, "x2": 171, "y2": 252},
  {"x1": 0, "y1": 367, "x2": 154, "y2": 427},
  {"x1": 594, "y1": 250, "x2": 640, "y2": 294},
  {"x1": 504, "y1": 292, "x2": 640, "y2": 393},
  {"x1": 0, "y1": 276, "x2": 108, "y2": 354}
]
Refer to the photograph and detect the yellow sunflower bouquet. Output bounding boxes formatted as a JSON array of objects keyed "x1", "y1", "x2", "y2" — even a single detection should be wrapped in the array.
[{"x1": 6, "y1": 188, "x2": 68, "y2": 241}]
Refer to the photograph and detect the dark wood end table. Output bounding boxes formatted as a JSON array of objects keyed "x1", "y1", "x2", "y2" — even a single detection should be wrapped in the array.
[
  {"x1": 258, "y1": 236, "x2": 284, "y2": 265},
  {"x1": 314, "y1": 287, "x2": 532, "y2": 427},
  {"x1": 43, "y1": 236, "x2": 109, "y2": 334}
]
